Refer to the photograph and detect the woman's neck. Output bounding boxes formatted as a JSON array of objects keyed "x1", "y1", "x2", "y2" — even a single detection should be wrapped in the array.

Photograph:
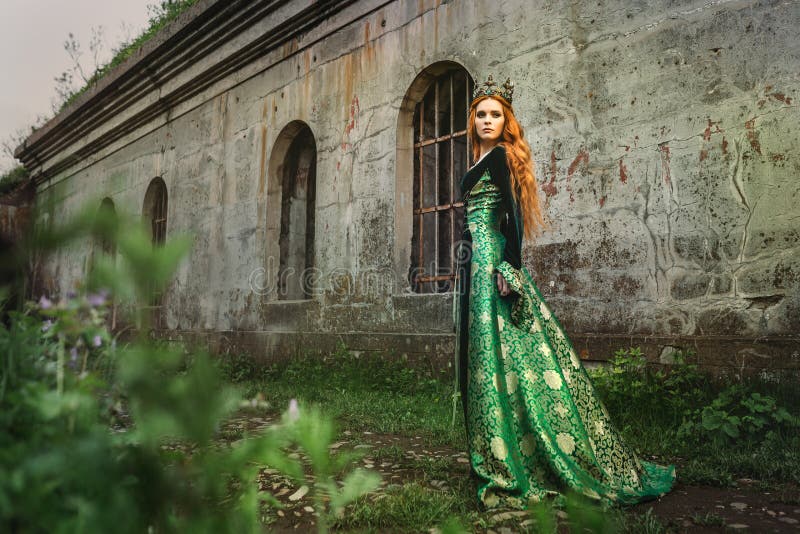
[{"x1": 478, "y1": 142, "x2": 500, "y2": 162}]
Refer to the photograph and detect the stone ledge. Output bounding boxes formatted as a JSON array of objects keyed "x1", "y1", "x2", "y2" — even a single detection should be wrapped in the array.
[
  {"x1": 571, "y1": 333, "x2": 800, "y2": 374},
  {"x1": 145, "y1": 329, "x2": 800, "y2": 379},
  {"x1": 152, "y1": 329, "x2": 456, "y2": 377}
]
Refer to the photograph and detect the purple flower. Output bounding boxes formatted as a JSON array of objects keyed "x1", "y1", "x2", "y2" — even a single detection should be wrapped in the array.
[
  {"x1": 41, "y1": 319, "x2": 53, "y2": 332},
  {"x1": 86, "y1": 290, "x2": 108, "y2": 307},
  {"x1": 92, "y1": 335, "x2": 102, "y2": 347},
  {"x1": 70, "y1": 347, "x2": 78, "y2": 362},
  {"x1": 66, "y1": 290, "x2": 77, "y2": 299},
  {"x1": 39, "y1": 295, "x2": 52, "y2": 309}
]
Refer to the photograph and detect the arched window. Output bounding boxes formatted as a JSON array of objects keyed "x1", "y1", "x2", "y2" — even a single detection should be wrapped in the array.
[
  {"x1": 143, "y1": 177, "x2": 168, "y2": 247},
  {"x1": 98, "y1": 197, "x2": 116, "y2": 256},
  {"x1": 142, "y1": 177, "x2": 168, "y2": 327},
  {"x1": 96, "y1": 197, "x2": 118, "y2": 330},
  {"x1": 409, "y1": 67, "x2": 473, "y2": 293},
  {"x1": 86, "y1": 197, "x2": 117, "y2": 276}
]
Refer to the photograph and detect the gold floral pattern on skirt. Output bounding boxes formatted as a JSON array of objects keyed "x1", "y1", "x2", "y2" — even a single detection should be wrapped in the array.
[{"x1": 457, "y1": 172, "x2": 675, "y2": 509}]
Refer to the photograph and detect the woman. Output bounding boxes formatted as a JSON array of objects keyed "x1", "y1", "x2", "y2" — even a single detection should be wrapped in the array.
[{"x1": 453, "y1": 75, "x2": 676, "y2": 509}]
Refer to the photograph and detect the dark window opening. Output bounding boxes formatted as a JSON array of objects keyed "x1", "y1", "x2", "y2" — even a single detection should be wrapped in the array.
[
  {"x1": 143, "y1": 177, "x2": 168, "y2": 327},
  {"x1": 410, "y1": 69, "x2": 473, "y2": 293},
  {"x1": 278, "y1": 127, "x2": 316, "y2": 300}
]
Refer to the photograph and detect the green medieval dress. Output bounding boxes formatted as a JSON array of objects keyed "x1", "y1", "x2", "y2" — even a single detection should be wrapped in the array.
[{"x1": 453, "y1": 144, "x2": 675, "y2": 509}]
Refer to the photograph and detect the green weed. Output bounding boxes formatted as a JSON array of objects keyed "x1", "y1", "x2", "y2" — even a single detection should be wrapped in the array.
[
  {"x1": 691, "y1": 512, "x2": 725, "y2": 526},
  {"x1": 620, "y1": 508, "x2": 670, "y2": 534},
  {"x1": 334, "y1": 481, "x2": 468, "y2": 532},
  {"x1": 372, "y1": 444, "x2": 407, "y2": 464}
]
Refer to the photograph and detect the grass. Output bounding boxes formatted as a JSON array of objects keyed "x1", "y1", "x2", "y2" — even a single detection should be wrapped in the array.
[
  {"x1": 226, "y1": 344, "x2": 466, "y2": 450},
  {"x1": 690, "y1": 512, "x2": 726, "y2": 527},
  {"x1": 675, "y1": 437, "x2": 800, "y2": 488},
  {"x1": 371, "y1": 444, "x2": 406, "y2": 465},
  {"x1": 412, "y1": 456, "x2": 456, "y2": 482},
  {"x1": 227, "y1": 345, "x2": 800, "y2": 489},
  {"x1": 621, "y1": 509, "x2": 672, "y2": 534},
  {"x1": 333, "y1": 481, "x2": 471, "y2": 532}
]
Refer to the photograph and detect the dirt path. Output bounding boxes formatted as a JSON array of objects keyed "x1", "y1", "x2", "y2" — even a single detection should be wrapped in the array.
[
  {"x1": 644, "y1": 483, "x2": 800, "y2": 533},
  {"x1": 221, "y1": 412, "x2": 800, "y2": 533}
]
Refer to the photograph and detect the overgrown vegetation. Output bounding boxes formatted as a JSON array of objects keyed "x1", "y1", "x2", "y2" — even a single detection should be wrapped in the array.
[
  {"x1": 590, "y1": 347, "x2": 800, "y2": 487},
  {"x1": 0, "y1": 201, "x2": 379, "y2": 533},
  {"x1": 0, "y1": 165, "x2": 28, "y2": 195},
  {"x1": 3, "y1": 1, "x2": 201, "y2": 177},
  {"x1": 56, "y1": 0, "x2": 201, "y2": 113}
]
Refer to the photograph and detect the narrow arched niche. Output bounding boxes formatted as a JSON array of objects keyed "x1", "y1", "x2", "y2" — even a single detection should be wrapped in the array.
[{"x1": 266, "y1": 121, "x2": 317, "y2": 301}]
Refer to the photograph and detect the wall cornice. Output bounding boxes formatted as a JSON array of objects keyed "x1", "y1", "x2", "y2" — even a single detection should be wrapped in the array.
[{"x1": 14, "y1": 0, "x2": 362, "y2": 187}]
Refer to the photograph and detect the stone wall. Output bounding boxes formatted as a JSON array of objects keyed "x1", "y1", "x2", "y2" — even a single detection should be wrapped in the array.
[{"x1": 17, "y1": 0, "x2": 800, "y2": 377}]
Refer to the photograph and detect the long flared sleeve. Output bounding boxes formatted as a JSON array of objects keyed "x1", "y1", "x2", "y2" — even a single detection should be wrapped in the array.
[{"x1": 486, "y1": 145, "x2": 525, "y2": 298}]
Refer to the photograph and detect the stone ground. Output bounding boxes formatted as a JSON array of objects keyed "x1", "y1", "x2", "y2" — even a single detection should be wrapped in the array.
[{"x1": 218, "y1": 411, "x2": 800, "y2": 533}]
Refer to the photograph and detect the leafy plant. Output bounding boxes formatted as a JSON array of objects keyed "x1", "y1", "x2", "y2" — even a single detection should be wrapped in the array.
[
  {"x1": 590, "y1": 346, "x2": 711, "y2": 428},
  {"x1": 589, "y1": 346, "x2": 800, "y2": 486},
  {"x1": 678, "y1": 385, "x2": 800, "y2": 445},
  {"x1": 272, "y1": 401, "x2": 382, "y2": 533}
]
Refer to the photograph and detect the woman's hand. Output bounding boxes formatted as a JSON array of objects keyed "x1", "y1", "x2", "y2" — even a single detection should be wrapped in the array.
[{"x1": 496, "y1": 271, "x2": 511, "y2": 296}]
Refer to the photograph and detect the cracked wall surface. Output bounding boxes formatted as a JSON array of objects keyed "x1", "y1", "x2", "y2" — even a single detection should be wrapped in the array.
[{"x1": 32, "y1": 0, "x2": 799, "y2": 376}]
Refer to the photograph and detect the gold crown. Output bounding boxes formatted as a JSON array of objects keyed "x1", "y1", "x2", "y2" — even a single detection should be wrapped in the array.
[{"x1": 472, "y1": 74, "x2": 514, "y2": 104}]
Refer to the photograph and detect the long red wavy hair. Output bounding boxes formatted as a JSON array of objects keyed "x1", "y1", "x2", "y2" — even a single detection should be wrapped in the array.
[{"x1": 467, "y1": 95, "x2": 547, "y2": 241}]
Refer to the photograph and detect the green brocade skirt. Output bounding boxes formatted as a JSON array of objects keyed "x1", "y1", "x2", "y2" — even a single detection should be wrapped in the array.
[{"x1": 454, "y1": 177, "x2": 675, "y2": 510}]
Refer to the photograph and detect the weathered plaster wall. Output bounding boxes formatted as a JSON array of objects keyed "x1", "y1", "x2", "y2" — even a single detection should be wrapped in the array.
[
  {"x1": 31, "y1": 0, "x2": 799, "y2": 375},
  {"x1": 497, "y1": 0, "x2": 800, "y2": 374}
]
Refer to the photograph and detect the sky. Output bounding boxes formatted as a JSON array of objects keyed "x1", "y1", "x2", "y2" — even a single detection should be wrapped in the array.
[{"x1": 0, "y1": 1, "x2": 156, "y2": 173}]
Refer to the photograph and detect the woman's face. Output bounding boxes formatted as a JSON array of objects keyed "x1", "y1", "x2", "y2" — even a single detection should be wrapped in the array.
[{"x1": 474, "y1": 98, "x2": 505, "y2": 146}]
